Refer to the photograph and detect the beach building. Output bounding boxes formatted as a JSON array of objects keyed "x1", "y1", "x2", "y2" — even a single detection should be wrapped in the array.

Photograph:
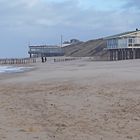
[
  {"x1": 105, "y1": 29, "x2": 140, "y2": 60},
  {"x1": 28, "y1": 45, "x2": 64, "y2": 58},
  {"x1": 62, "y1": 39, "x2": 82, "y2": 47}
]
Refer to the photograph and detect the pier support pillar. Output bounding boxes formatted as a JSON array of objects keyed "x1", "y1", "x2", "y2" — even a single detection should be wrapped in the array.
[
  {"x1": 110, "y1": 50, "x2": 113, "y2": 61},
  {"x1": 30, "y1": 53, "x2": 32, "y2": 58},
  {"x1": 133, "y1": 49, "x2": 136, "y2": 59}
]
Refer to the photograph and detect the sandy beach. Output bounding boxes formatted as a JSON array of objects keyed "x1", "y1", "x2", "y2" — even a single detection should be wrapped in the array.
[{"x1": 0, "y1": 58, "x2": 140, "y2": 140}]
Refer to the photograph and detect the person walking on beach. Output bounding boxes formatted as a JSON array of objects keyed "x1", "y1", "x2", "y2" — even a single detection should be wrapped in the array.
[
  {"x1": 45, "y1": 57, "x2": 47, "y2": 62},
  {"x1": 41, "y1": 57, "x2": 44, "y2": 63}
]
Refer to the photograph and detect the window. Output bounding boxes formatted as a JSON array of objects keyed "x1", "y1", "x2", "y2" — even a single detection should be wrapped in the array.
[
  {"x1": 129, "y1": 38, "x2": 133, "y2": 44},
  {"x1": 128, "y1": 38, "x2": 134, "y2": 47}
]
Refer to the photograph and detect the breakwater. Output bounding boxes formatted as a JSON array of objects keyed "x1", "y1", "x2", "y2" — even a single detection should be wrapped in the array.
[
  {"x1": 53, "y1": 57, "x2": 81, "y2": 62},
  {"x1": 0, "y1": 58, "x2": 36, "y2": 65}
]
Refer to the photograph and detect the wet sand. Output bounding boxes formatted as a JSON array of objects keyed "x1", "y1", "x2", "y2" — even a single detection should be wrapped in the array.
[{"x1": 0, "y1": 58, "x2": 140, "y2": 140}]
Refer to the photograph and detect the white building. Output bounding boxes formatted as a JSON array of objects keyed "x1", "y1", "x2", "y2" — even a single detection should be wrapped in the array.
[
  {"x1": 62, "y1": 39, "x2": 82, "y2": 47},
  {"x1": 104, "y1": 30, "x2": 140, "y2": 60},
  {"x1": 106, "y1": 30, "x2": 140, "y2": 49},
  {"x1": 28, "y1": 45, "x2": 64, "y2": 58}
]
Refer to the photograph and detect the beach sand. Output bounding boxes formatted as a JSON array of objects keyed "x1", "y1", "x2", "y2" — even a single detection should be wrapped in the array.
[{"x1": 0, "y1": 58, "x2": 140, "y2": 140}]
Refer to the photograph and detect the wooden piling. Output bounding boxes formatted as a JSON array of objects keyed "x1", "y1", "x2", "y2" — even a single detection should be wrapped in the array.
[{"x1": 0, "y1": 58, "x2": 36, "y2": 65}]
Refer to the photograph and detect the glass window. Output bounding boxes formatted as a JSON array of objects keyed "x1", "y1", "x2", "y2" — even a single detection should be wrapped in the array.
[{"x1": 129, "y1": 38, "x2": 133, "y2": 43}]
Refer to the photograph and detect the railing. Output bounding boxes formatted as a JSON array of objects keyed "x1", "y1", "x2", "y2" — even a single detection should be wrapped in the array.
[{"x1": 0, "y1": 58, "x2": 36, "y2": 65}]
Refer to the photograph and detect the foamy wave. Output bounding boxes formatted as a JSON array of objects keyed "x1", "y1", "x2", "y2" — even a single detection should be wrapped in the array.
[{"x1": 0, "y1": 66, "x2": 32, "y2": 73}]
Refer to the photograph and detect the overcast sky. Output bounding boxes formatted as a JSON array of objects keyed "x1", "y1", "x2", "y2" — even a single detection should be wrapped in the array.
[{"x1": 0, "y1": 0, "x2": 140, "y2": 57}]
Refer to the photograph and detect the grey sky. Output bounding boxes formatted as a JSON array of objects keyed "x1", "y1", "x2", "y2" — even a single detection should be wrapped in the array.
[{"x1": 0, "y1": 0, "x2": 139, "y2": 57}]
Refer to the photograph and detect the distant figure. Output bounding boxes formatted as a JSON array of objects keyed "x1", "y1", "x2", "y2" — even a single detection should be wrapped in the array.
[
  {"x1": 41, "y1": 57, "x2": 44, "y2": 63},
  {"x1": 45, "y1": 57, "x2": 47, "y2": 62}
]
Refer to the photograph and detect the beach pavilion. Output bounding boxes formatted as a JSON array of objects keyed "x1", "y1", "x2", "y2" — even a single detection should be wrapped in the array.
[{"x1": 105, "y1": 29, "x2": 140, "y2": 60}]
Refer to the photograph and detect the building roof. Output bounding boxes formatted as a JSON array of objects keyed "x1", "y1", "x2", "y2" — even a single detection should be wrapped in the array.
[
  {"x1": 29, "y1": 45, "x2": 60, "y2": 49},
  {"x1": 104, "y1": 30, "x2": 140, "y2": 40}
]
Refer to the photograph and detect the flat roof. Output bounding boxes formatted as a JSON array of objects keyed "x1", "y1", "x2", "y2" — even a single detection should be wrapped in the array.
[
  {"x1": 104, "y1": 30, "x2": 140, "y2": 40},
  {"x1": 29, "y1": 45, "x2": 61, "y2": 49}
]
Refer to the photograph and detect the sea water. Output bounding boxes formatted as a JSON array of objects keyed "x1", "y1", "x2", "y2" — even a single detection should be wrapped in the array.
[{"x1": 0, "y1": 66, "x2": 32, "y2": 73}]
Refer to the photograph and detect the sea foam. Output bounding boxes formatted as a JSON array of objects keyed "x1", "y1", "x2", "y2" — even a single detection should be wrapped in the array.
[{"x1": 0, "y1": 66, "x2": 32, "y2": 73}]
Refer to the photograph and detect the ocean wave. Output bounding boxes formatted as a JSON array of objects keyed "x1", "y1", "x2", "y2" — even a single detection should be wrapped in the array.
[{"x1": 0, "y1": 66, "x2": 32, "y2": 73}]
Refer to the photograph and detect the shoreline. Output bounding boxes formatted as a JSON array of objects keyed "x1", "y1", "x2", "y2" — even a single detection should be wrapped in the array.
[{"x1": 0, "y1": 63, "x2": 37, "y2": 82}]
